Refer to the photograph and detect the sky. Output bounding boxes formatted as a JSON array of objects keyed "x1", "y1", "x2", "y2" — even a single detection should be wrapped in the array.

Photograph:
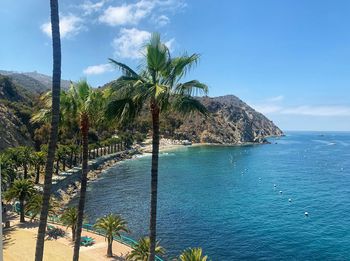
[{"x1": 1, "y1": 0, "x2": 350, "y2": 131}]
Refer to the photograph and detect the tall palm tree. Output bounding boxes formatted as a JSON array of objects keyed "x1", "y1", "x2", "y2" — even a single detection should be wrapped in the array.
[
  {"x1": 178, "y1": 248, "x2": 208, "y2": 261},
  {"x1": 107, "y1": 33, "x2": 208, "y2": 260},
  {"x1": 126, "y1": 237, "x2": 165, "y2": 261},
  {"x1": 61, "y1": 81, "x2": 105, "y2": 261},
  {"x1": 35, "y1": 0, "x2": 61, "y2": 259},
  {"x1": 60, "y1": 206, "x2": 78, "y2": 242},
  {"x1": 4, "y1": 179, "x2": 35, "y2": 222},
  {"x1": 94, "y1": 214, "x2": 129, "y2": 257}
]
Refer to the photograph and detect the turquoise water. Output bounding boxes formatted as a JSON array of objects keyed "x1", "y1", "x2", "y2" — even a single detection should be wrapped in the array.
[{"x1": 84, "y1": 132, "x2": 350, "y2": 260}]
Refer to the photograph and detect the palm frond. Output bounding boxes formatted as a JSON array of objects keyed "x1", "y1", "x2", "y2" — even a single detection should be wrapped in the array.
[
  {"x1": 105, "y1": 98, "x2": 140, "y2": 124},
  {"x1": 174, "y1": 80, "x2": 208, "y2": 96},
  {"x1": 109, "y1": 58, "x2": 140, "y2": 78},
  {"x1": 172, "y1": 95, "x2": 208, "y2": 116}
]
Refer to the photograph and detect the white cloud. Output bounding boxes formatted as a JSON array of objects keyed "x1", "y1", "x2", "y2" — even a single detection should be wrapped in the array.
[
  {"x1": 266, "y1": 95, "x2": 284, "y2": 102},
  {"x1": 112, "y1": 28, "x2": 175, "y2": 59},
  {"x1": 41, "y1": 14, "x2": 84, "y2": 39},
  {"x1": 112, "y1": 28, "x2": 151, "y2": 59},
  {"x1": 155, "y1": 15, "x2": 170, "y2": 26},
  {"x1": 80, "y1": 0, "x2": 106, "y2": 15},
  {"x1": 83, "y1": 63, "x2": 113, "y2": 75},
  {"x1": 252, "y1": 104, "x2": 282, "y2": 114},
  {"x1": 99, "y1": 0, "x2": 184, "y2": 26},
  {"x1": 280, "y1": 106, "x2": 350, "y2": 116}
]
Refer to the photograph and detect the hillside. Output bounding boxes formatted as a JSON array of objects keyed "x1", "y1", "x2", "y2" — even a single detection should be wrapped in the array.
[
  {"x1": 0, "y1": 70, "x2": 70, "y2": 94},
  {"x1": 0, "y1": 72, "x2": 283, "y2": 150},
  {"x1": 0, "y1": 75, "x2": 35, "y2": 149},
  {"x1": 175, "y1": 95, "x2": 283, "y2": 144}
]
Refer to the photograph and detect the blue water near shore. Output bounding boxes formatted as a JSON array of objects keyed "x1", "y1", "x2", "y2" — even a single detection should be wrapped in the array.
[{"x1": 84, "y1": 132, "x2": 350, "y2": 260}]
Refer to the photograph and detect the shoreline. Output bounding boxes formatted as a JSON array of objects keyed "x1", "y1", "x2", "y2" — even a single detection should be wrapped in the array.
[{"x1": 56, "y1": 136, "x2": 281, "y2": 206}]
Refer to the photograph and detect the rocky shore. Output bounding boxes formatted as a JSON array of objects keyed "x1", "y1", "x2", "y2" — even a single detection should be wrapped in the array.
[{"x1": 54, "y1": 149, "x2": 140, "y2": 206}]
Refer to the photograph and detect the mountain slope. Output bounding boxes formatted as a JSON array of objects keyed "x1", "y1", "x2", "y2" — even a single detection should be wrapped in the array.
[
  {"x1": 0, "y1": 70, "x2": 70, "y2": 94},
  {"x1": 0, "y1": 75, "x2": 35, "y2": 149},
  {"x1": 174, "y1": 95, "x2": 283, "y2": 144}
]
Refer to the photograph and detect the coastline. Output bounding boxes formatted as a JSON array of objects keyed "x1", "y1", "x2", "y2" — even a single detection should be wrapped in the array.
[{"x1": 56, "y1": 136, "x2": 281, "y2": 206}]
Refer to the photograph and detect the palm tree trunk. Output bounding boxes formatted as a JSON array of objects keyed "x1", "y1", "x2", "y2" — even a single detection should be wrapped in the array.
[
  {"x1": 107, "y1": 237, "x2": 113, "y2": 257},
  {"x1": 149, "y1": 103, "x2": 160, "y2": 261},
  {"x1": 34, "y1": 0, "x2": 61, "y2": 260},
  {"x1": 72, "y1": 226, "x2": 76, "y2": 242},
  {"x1": 62, "y1": 158, "x2": 66, "y2": 171},
  {"x1": 55, "y1": 159, "x2": 59, "y2": 175},
  {"x1": 73, "y1": 115, "x2": 89, "y2": 261},
  {"x1": 70, "y1": 152, "x2": 73, "y2": 168},
  {"x1": 35, "y1": 165, "x2": 40, "y2": 184},
  {"x1": 23, "y1": 164, "x2": 28, "y2": 179},
  {"x1": 19, "y1": 199, "x2": 25, "y2": 223}
]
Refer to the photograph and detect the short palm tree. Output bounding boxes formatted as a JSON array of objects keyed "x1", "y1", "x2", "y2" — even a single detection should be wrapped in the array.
[
  {"x1": 126, "y1": 237, "x2": 165, "y2": 261},
  {"x1": 178, "y1": 248, "x2": 208, "y2": 261},
  {"x1": 60, "y1": 206, "x2": 78, "y2": 242},
  {"x1": 94, "y1": 214, "x2": 129, "y2": 257},
  {"x1": 4, "y1": 179, "x2": 35, "y2": 222},
  {"x1": 25, "y1": 193, "x2": 58, "y2": 222},
  {"x1": 32, "y1": 151, "x2": 46, "y2": 184},
  {"x1": 35, "y1": 0, "x2": 62, "y2": 259},
  {"x1": 0, "y1": 153, "x2": 16, "y2": 189},
  {"x1": 107, "y1": 33, "x2": 208, "y2": 260}
]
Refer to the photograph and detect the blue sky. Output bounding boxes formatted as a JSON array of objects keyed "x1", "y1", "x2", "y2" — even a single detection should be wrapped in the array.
[{"x1": 1, "y1": 0, "x2": 350, "y2": 131}]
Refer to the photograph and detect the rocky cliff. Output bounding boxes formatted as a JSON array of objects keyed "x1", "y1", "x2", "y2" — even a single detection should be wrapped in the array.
[{"x1": 174, "y1": 95, "x2": 283, "y2": 144}]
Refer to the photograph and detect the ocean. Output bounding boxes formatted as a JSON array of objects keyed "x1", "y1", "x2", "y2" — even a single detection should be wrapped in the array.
[{"x1": 83, "y1": 132, "x2": 350, "y2": 260}]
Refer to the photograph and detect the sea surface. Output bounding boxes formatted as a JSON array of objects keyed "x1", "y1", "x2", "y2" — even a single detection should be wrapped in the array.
[{"x1": 84, "y1": 132, "x2": 350, "y2": 260}]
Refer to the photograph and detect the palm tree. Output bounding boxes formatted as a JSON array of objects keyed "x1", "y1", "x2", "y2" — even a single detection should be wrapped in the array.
[
  {"x1": 178, "y1": 248, "x2": 208, "y2": 261},
  {"x1": 0, "y1": 153, "x2": 16, "y2": 189},
  {"x1": 126, "y1": 237, "x2": 165, "y2": 261},
  {"x1": 18, "y1": 147, "x2": 34, "y2": 179},
  {"x1": 94, "y1": 214, "x2": 129, "y2": 257},
  {"x1": 60, "y1": 81, "x2": 105, "y2": 261},
  {"x1": 34, "y1": 0, "x2": 61, "y2": 259},
  {"x1": 32, "y1": 151, "x2": 46, "y2": 184},
  {"x1": 4, "y1": 179, "x2": 35, "y2": 222},
  {"x1": 25, "y1": 194, "x2": 58, "y2": 222},
  {"x1": 60, "y1": 206, "x2": 78, "y2": 242},
  {"x1": 107, "y1": 33, "x2": 208, "y2": 260}
]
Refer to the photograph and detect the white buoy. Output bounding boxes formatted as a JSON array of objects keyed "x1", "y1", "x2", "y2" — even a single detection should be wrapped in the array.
[
  {"x1": 305, "y1": 212, "x2": 309, "y2": 216},
  {"x1": 274, "y1": 184, "x2": 277, "y2": 187},
  {"x1": 279, "y1": 190, "x2": 283, "y2": 194},
  {"x1": 289, "y1": 198, "x2": 292, "y2": 202}
]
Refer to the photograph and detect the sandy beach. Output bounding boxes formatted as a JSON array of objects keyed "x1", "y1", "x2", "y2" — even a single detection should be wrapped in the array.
[{"x1": 3, "y1": 213, "x2": 132, "y2": 261}]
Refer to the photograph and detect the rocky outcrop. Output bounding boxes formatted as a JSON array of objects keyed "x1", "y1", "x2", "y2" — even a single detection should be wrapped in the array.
[{"x1": 174, "y1": 95, "x2": 283, "y2": 144}]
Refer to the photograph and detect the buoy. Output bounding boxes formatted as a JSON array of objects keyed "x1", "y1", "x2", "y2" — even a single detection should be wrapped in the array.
[
  {"x1": 274, "y1": 184, "x2": 277, "y2": 187},
  {"x1": 305, "y1": 212, "x2": 309, "y2": 216},
  {"x1": 288, "y1": 198, "x2": 292, "y2": 202},
  {"x1": 279, "y1": 191, "x2": 283, "y2": 194}
]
